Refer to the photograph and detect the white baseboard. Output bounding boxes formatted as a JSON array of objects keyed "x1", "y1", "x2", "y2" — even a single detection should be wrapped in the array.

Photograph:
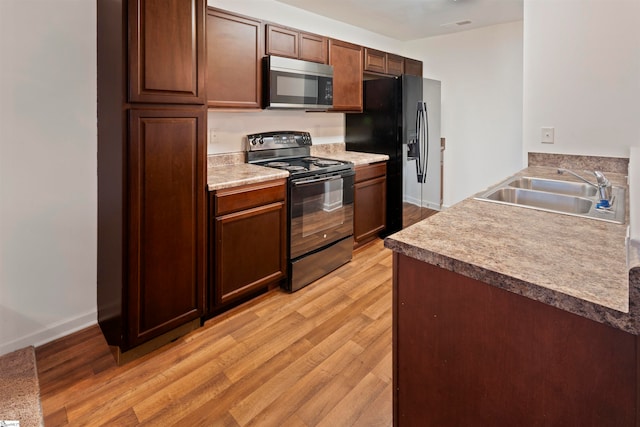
[{"x1": 0, "y1": 310, "x2": 97, "y2": 356}]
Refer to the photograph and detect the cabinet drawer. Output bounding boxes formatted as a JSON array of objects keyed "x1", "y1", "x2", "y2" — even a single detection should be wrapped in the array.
[
  {"x1": 355, "y1": 162, "x2": 387, "y2": 183},
  {"x1": 214, "y1": 179, "x2": 286, "y2": 216}
]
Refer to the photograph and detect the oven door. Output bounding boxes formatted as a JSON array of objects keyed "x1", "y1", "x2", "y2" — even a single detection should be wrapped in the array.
[{"x1": 290, "y1": 171, "x2": 354, "y2": 260}]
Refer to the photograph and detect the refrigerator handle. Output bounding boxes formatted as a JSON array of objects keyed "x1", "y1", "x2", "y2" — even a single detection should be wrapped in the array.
[{"x1": 416, "y1": 102, "x2": 429, "y2": 184}]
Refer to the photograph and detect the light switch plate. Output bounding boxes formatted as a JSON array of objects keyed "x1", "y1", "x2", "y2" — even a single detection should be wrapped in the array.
[{"x1": 541, "y1": 127, "x2": 554, "y2": 144}]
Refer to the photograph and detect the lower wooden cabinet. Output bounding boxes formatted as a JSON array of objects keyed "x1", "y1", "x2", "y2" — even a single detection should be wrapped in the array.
[
  {"x1": 209, "y1": 179, "x2": 287, "y2": 312},
  {"x1": 354, "y1": 162, "x2": 387, "y2": 248}
]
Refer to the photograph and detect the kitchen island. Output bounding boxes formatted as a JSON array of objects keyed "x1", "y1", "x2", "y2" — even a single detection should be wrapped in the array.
[{"x1": 385, "y1": 164, "x2": 640, "y2": 426}]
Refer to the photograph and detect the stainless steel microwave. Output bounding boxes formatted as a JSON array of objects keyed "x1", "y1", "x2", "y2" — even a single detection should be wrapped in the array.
[{"x1": 263, "y1": 56, "x2": 333, "y2": 110}]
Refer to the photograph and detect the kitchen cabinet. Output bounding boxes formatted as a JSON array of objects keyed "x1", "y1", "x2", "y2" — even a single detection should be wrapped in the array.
[
  {"x1": 128, "y1": 0, "x2": 205, "y2": 104},
  {"x1": 207, "y1": 8, "x2": 262, "y2": 109},
  {"x1": 328, "y1": 39, "x2": 363, "y2": 112},
  {"x1": 363, "y1": 48, "x2": 404, "y2": 76},
  {"x1": 393, "y1": 254, "x2": 636, "y2": 426},
  {"x1": 354, "y1": 162, "x2": 387, "y2": 248},
  {"x1": 209, "y1": 179, "x2": 287, "y2": 312},
  {"x1": 97, "y1": 0, "x2": 207, "y2": 363},
  {"x1": 404, "y1": 57, "x2": 423, "y2": 77},
  {"x1": 266, "y1": 24, "x2": 328, "y2": 64},
  {"x1": 363, "y1": 48, "x2": 386, "y2": 74},
  {"x1": 387, "y1": 54, "x2": 404, "y2": 76},
  {"x1": 127, "y1": 108, "x2": 207, "y2": 347}
]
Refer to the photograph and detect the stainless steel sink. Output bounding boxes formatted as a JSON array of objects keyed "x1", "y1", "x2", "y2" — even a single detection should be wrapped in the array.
[
  {"x1": 474, "y1": 175, "x2": 626, "y2": 224},
  {"x1": 508, "y1": 177, "x2": 598, "y2": 197},
  {"x1": 485, "y1": 188, "x2": 593, "y2": 214}
]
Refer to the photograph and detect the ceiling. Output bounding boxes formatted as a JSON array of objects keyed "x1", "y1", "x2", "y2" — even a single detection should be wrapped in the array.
[{"x1": 273, "y1": 0, "x2": 523, "y2": 41}]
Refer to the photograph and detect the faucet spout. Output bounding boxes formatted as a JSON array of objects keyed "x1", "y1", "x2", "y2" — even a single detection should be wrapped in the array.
[
  {"x1": 556, "y1": 168, "x2": 597, "y2": 187},
  {"x1": 557, "y1": 168, "x2": 612, "y2": 208}
]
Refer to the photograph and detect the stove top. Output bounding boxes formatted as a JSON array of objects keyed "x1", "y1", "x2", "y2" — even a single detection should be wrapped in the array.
[
  {"x1": 246, "y1": 131, "x2": 353, "y2": 179},
  {"x1": 255, "y1": 156, "x2": 352, "y2": 179}
]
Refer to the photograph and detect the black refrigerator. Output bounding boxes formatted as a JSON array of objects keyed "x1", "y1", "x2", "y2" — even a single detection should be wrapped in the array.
[{"x1": 345, "y1": 75, "x2": 442, "y2": 235}]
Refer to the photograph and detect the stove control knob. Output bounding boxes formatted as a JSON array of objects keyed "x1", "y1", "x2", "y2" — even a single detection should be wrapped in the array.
[
  {"x1": 249, "y1": 136, "x2": 256, "y2": 145},
  {"x1": 258, "y1": 136, "x2": 264, "y2": 144}
]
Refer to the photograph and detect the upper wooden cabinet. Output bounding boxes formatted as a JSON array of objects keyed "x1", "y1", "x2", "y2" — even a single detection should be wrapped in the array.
[
  {"x1": 328, "y1": 39, "x2": 363, "y2": 112},
  {"x1": 363, "y1": 48, "x2": 386, "y2": 74},
  {"x1": 363, "y1": 48, "x2": 406, "y2": 76},
  {"x1": 404, "y1": 58, "x2": 423, "y2": 77},
  {"x1": 387, "y1": 54, "x2": 405, "y2": 76},
  {"x1": 266, "y1": 24, "x2": 328, "y2": 64},
  {"x1": 207, "y1": 8, "x2": 262, "y2": 109},
  {"x1": 128, "y1": 0, "x2": 205, "y2": 104}
]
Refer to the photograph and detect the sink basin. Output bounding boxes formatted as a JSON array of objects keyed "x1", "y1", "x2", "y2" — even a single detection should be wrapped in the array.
[
  {"x1": 474, "y1": 175, "x2": 626, "y2": 224},
  {"x1": 508, "y1": 177, "x2": 598, "y2": 197},
  {"x1": 484, "y1": 188, "x2": 593, "y2": 214}
]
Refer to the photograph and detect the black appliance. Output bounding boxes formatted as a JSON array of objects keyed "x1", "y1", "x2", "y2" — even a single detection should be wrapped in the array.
[
  {"x1": 263, "y1": 56, "x2": 334, "y2": 110},
  {"x1": 247, "y1": 131, "x2": 354, "y2": 292},
  {"x1": 345, "y1": 75, "x2": 441, "y2": 235}
]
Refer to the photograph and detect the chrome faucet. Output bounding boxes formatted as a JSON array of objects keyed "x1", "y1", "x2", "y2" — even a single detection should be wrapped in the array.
[{"x1": 557, "y1": 168, "x2": 612, "y2": 208}]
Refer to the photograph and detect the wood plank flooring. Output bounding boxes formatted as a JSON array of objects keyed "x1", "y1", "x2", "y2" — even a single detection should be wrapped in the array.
[
  {"x1": 36, "y1": 239, "x2": 393, "y2": 426},
  {"x1": 403, "y1": 202, "x2": 438, "y2": 229}
]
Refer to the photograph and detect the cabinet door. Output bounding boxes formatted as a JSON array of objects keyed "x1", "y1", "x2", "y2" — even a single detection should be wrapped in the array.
[
  {"x1": 266, "y1": 24, "x2": 298, "y2": 59},
  {"x1": 404, "y1": 58, "x2": 423, "y2": 77},
  {"x1": 128, "y1": 0, "x2": 205, "y2": 104},
  {"x1": 214, "y1": 201, "x2": 286, "y2": 306},
  {"x1": 207, "y1": 9, "x2": 262, "y2": 109},
  {"x1": 299, "y1": 32, "x2": 327, "y2": 64},
  {"x1": 387, "y1": 54, "x2": 404, "y2": 76},
  {"x1": 364, "y1": 48, "x2": 387, "y2": 74},
  {"x1": 354, "y1": 164, "x2": 387, "y2": 246},
  {"x1": 328, "y1": 39, "x2": 363, "y2": 112},
  {"x1": 127, "y1": 108, "x2": 206, "y2": 347}
]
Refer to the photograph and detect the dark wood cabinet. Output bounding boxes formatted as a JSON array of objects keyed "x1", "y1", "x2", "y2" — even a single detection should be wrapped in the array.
[
  {"x1": 354, "y1": 162, "x2": 386, "y2": 248},
  {"x1": 207, "y1": 8, "x2": 262, "y2": 108},
  {"x1": 266, "y1": 24, "x2": 327, "y2": 64},
  {"x1": 364, "y1": 48, "x2": 407, "y2": 76},
  {"x1": 387, "y1": 54, "x2": 404, "y2": 76},
  {"x1": 209, "y1": 180, "x2": 287, "y2": 311},
  {"x1": 404, "y1": 57, "x2": 423, "y2": 77},
  {"x1": 394, "y1": 254, "x2": 637, "y2": 426},
  {"x1": 128, "y1": 108, "x2": 207, "y2": 347},
  {"x1": 128, "y1": 0, "x2": 205, "y2": 104},
  {"x1": 328, "y1": 39, "x2": 363, "y2": 112},
  {"x1": 98, "y1": 0, "x2": 207, "y2": 363},
  {"x1": 363, "y1": 48, "x2": 386, "y2": 74}
]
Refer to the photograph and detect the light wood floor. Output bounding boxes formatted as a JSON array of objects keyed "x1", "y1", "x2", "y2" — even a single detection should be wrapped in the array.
[
  {"x1": 403, "y1": 202, "x2": 439, "y2": 228},
  {"x1": 36, "y1": 239, "x2": 393, "y2": 426}
]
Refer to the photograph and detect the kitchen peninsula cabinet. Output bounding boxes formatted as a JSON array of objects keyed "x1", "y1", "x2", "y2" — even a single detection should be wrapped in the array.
[
  {"x1": 266, "y1": 24, "x2": 328, "y2": 64},
  {"x1": 207, "y1": 8, "x2": 262, "y2": 109},
  {"x1": 328, "y1": 39, "x2": 363, "y2": 111},
  {"x1": 354, "y1": 162, "x2": 386, "y2": 248},
  {"x1": 209, "y1": 179, "x2": 287, "y2": 312},
  {"x1": 97, "y1": 0, "x2": 207, "y2": 363}
]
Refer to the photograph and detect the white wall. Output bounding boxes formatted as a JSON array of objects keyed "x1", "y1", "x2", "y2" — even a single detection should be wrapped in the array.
[
  {"x1": 0, "y1": 0, "x2": 97, "y2": 354},
  {"x1": 404, "y1": 21, "x2": 524, "y2": 207},
  {"x1": 523, "y1": 0, "x2": 640, "y2": 159}
]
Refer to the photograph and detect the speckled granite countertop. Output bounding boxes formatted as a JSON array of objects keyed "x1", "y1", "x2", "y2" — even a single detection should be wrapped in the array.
[
  {"x1": 207, "y1": 163, "x2": 288, "y2": 191},
  {"x1": 207, "y1": 144, "x2": 389, "y2": 190},
  {"x1": 385, "y1": 165, "x2": 640, "y2": 335},
  {"x1": 311, "y1": 144, "x2": 389, "y2": 166}
]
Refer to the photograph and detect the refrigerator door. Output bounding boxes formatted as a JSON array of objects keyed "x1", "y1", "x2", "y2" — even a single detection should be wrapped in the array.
[
  {"x1": 345, "y1": 77, "x2": 403, "y2": 235},
  {"x1": 402, "y1": 77, "x2": 441, "y2": 227}
]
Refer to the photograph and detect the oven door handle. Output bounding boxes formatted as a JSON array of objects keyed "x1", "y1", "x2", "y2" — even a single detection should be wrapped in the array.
[{"x1": 291, "y1": 174, "x2": 344, "y2": 186}]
